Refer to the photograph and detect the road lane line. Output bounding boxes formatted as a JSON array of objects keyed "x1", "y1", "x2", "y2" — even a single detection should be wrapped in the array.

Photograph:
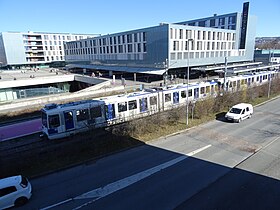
[
  {"x1": 40, "y1": 144, "x2": 211, "y2": 210},
  {"x1": 73, "y1": 144, "x2": 211, "y2": 209}
]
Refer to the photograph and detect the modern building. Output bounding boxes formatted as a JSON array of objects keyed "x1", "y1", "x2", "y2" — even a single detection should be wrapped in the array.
[
  {"x1": 0, "y1": 31, "x2": 98, "y2": 68},
  {"x1": 64, "y1": 2, "x2": 256, "y2": 77}
]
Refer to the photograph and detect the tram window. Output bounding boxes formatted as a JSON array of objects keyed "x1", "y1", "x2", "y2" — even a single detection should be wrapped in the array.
[
  {"x1": 150, "y1": 96, "x2": 157, "y2": 105},
  {"x1": 128, "y1": 100, "x2": 137, "y2": 110},
  {"x1": 188, "y1": 89, "x2": 193, "y2": 97},
  {"x1": 206, "y1": 86, "x2": 210, "y2": 93},
  {"x1": 165, "y1": 93, "x2": 171, "y2": 102},
  {"x1": 252, "y1": 77, "x2": 254, "y2": 83},
  {"x1": 118, "y1": 102, "x2": 127, "y2": 112},
  {"x1": 200, "y1": 87, "x2": 205, "y2": 94},
  {"x1": 181, "y1": 91, "x2": 186, "y2": 98},
  {"x1": 76, "y1": 109, "x2": 89, "y2": 121},
  {"x1": 49, "y1": 114, "x2": 60, "y2": 128},
  {"x1": 257, "y1": 76, "x2": 259, "y2": 81},
  {"x1": 90, "y1": 106, "x2": 102, "y2": 118}
]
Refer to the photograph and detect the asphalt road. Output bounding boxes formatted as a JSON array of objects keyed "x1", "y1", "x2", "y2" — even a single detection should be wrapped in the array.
[{"x1": 19, "y1": 97, "x2": 280, "y2": 210}]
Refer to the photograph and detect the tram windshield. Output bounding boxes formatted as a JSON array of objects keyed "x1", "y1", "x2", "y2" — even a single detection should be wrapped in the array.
[{"x1": 48, "y1": 114, "x2": 60, "y2": 128}]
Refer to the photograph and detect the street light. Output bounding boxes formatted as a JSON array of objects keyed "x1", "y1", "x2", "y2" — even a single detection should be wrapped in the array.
[{"x1": 186, "y1": 38, "x2": 194, "y2": 127}]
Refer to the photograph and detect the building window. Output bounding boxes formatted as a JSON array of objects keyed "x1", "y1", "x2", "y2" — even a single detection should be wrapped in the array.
[
  {"x1": 179, "y1": 29, "x2": 183, "y2": 39},
  {"x1": 219, "y1": 17, "x2": 225, "y2": 25},
  {"x1": 170, "y1": 28, "x2": 173, "y2": 39},
  {"x1": 210, "y1": 19, "x2": 215, "y2": 27},
  {"x1": 143, "y1": 43, "x2": 147, "y2": 52},
  {"x1": 134, "y1": 33, "x2": 138, "y2": 42},
  {"x1": 208, "y1": 31, "x2": 211, "y2": 40},
  {"x1": 199, "y1": 21, "x2": 205, "y2": 27},
  {"x1": 173, "y1": 41, "x2": 179, "y2": 51},
  {"x1": 197, "y1": 31, "x2": 201, "y2": 40},
  {"x1": 118, "y1": 45, "x2": 123, "y2": 53},
  {"x1": 186, "y1": 30, "x2": 192, "y2": 39},
  {"x1": 128, "y1": 44, "x2": 132, "y2": 52},
  {"x1": 137, "y1": 43, "x2": 141, "y2": 52},
  {"x1": 127, "y1": 34, "x2": 132, "y2": 43},
  {"x1": 143, "y1": 32, "x2": 146, "y2": 41}
]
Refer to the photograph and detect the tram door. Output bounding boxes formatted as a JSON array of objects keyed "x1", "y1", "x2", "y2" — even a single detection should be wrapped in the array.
[
  {"x1": 194, "y1": 88, "x2": 199, "y2": 99},
  {"x1": 173, "y1": 92, "x2": 179, "y2": 104},
  {"x1": 64, "y1": 111, "x2": 74, "y2": 130},
  {"x1": 140, "y1": 98, "x2": 148, "y2": 112},
  {"x1": 260, "y1": 75, "x2": 263, "y2": 83},
  {"x1": 105, "y1": 104, "x2": 116, "y2": 120}
]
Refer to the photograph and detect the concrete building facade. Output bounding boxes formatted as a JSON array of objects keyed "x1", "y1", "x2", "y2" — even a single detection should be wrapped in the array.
[
  {"x1": 0, "y1": 31, "x2": 98, "y2": 68},
  {"x1": 64, "y1": 2, "x2": 256, "y2": 75}
]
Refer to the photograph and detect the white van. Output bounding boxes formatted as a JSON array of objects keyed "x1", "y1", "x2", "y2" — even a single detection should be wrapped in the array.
[
  {"x1": 0, "y1": 175, "x2": 32, "y2": 209},
  {"x1": 225, "y1": 103, "x2": 253, "y2": 123}
]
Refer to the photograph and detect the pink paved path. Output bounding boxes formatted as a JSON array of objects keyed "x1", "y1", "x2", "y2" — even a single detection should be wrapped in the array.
[{"x1": 0, "y1": 118, "x2": 42, "y2": 141}]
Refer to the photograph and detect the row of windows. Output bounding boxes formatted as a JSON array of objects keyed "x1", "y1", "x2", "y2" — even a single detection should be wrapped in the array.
[
  {"x1": 44, "y1": 46, "x2": 63, "y2": 51},
  {"x1": 45, "y1": 51, "x2": 63, "y2": 56},
  {"x1": 228, "y1": 74, "x2": 271, "y2": 88},
  {"x1": 170, "y1": 50, "x2": 245, "y2": 60},
  {"x1": 66, "y1": 43, "x2": 147, "y2": 55},
  {"x1": 45, "y1": 56, "x2": 64, "y2": 61},
  {"x1": 66, "y1": 32, "x2": 147, "y2": 49},
  {"x1": 43, "y1": 34, "x2": 86, "y2": 41},
  {"x1": 187, "y1": 15, "x2": 236, "y2": 28},
  {"x1": 172, "y1": 40, "x2": 235, "y2": 51},
  {"x1": 170, "y1": 29, "x2": 235, "y2": 41},
  {"x1": 44, "y1": 41, "x2": 65, "y2": 46}
]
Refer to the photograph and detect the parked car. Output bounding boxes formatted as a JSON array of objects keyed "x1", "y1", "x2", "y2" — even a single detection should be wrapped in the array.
[
  {"x1": 0, "y1": 175, "x2": 32, "y2": 209},
  {"x1": 225, "y1": 103, "x2": 253, "y2": 123}
]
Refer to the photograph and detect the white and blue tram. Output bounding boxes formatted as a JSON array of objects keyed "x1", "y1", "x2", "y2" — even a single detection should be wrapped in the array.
[{"x1": 41, "y1": 70, "x2": 278, "y2": 139}]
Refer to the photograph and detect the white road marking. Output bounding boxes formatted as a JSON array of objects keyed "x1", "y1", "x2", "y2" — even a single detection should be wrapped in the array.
[{"x1": 40, "y1": 144, "x2": 211, "y2": 210}]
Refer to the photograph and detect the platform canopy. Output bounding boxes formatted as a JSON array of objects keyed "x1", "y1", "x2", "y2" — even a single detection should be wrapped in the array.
[
  {"x1": 192, "y1": 62, "x2": 263, "y2": 72},
  {"x1": 66, "y1": 64, "x2": 166, "y2": 75}
]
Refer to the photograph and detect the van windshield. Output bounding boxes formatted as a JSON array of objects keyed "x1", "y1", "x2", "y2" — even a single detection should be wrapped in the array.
[{"x1": 229, "y1": 108, "x2": 242, "y2": 114}]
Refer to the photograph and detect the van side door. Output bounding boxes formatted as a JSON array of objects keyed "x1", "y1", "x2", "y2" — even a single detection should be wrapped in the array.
[{"x1": 0, "y1": 186, "x2": 17, "y2": 209}]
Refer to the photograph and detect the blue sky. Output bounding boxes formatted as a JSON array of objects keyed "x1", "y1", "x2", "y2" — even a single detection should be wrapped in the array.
[{"x1": 0, "y1": 0, "x2": 279, "y2": 37}]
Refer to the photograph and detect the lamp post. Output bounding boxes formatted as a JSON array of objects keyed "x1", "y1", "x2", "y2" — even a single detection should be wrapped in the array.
[
  {"x1": 186, "y1": 38, "x2": 193, "y2": 127},
  {"x1": 163, "y1": 59, "x2": 168, "y2": 87}
]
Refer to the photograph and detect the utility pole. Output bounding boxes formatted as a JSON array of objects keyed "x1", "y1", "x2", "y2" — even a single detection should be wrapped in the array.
[
  {"x1": 186, "y1": 39, "x2": 193, "y2": 127},
  {"x1": 224, "y1": 56, "x2": 227, "y2": 92},
  {"x1": 163, "y1": 58, "x2": 168, "y2": 87}
]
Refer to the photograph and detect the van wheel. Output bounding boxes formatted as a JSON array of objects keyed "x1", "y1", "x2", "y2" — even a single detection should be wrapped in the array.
[
  {"x1": 15, "y1": 197, "x2": 28, "y2": 206},
  {"x1": 238, "y1": 118, "x2": 241, "y2": 123}
]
